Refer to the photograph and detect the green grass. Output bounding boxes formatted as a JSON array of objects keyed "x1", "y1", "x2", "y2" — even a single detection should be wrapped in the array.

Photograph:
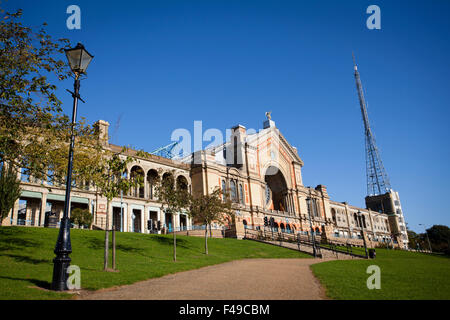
[
  {"x1": 320, "y1": 243, "x2": 369, "y2": 256},
  {"x1": 0, "y1": 226, "x2": 309, "y2": 300},
  {"x1": 311, "y1": 248, "x2": 450, "y2": 299}
]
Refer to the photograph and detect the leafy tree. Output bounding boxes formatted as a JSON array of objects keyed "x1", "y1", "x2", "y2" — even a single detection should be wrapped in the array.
[
  {"x1": 154, "y1": 170, "x2": 190, "y2": 261},
  {"x1": 89, "y1": 150, "x2": 141, "y2": 271},
  {"x1": 188, "y1": 187, "x2": 233, "y2": 255},
  {"x1": 0, "y1": 7, "x2": 102, "y2": 186},
  {"x1": 426, "y1": 225, "x2": 450, "y2": 254},
  {"x1": 407, "y1": 230, "x2": 424, "y2": 250},
  {"x1": 70, "y1": 207, "x2": 93, "y2": 229},
  {"x1": 0, "y1": 164, "x2": 21, "y2": 225}
]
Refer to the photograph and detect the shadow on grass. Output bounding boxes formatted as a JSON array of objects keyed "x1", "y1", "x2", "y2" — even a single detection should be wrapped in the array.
[
  {"x1": 0, "y1": 275, "x2": 51, "y2": 290},
  {"x1": 84, "y1": 235, "x2": 147, "y2": 255},
  {"x1": 152, "y1": 235, "x2": 190, "y2": 249},
  {"x1": 0, "y1": 253, "x2": 50, "y2": 265},
  {"x1": 0, "y1": 237, "x2": 41, "y2": 251}
]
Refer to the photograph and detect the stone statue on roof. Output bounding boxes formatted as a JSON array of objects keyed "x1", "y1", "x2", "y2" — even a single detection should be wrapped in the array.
[{"x1": 265, "y1": 111, "x2": 272, "y2": 121}]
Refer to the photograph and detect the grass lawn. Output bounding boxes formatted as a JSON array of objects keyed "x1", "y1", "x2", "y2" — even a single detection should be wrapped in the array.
[
  {"x1": 320, "y1": 243, "x2": 369, "y2": 256},
  {"x1": 0, "y1": 226, "x2": 309, "y2": 300},
  {"x1": 311, "y1": 248, "x2": 450, "y2": 299}
]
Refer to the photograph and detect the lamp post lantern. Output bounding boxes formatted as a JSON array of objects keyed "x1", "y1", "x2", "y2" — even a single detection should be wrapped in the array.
[{"x1": 51, "y1": 43, "x2": 93, "y2": 291}]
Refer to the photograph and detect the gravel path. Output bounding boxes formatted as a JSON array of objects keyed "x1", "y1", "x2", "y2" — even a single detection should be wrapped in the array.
[{"x1": 77, "y1": 258, "x2": 330, "y2": 300}]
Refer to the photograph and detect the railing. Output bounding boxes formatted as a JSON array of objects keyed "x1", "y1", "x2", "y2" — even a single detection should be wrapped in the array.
[
  {"x1": 244, "y1": 228, "x2": 368, "y2": 259},
  {"x1": 256, "y1": 206, "x2": 297, "y2": 217},
  {"x1": 243, "y1": 227, "x2": 323, "y2": 257},
  {"x1": 319, "y1": 241, "x2": 368, "y2": 259},
  {"x1": 166, "y1": 225, "x2": 229, "y2": 233}
]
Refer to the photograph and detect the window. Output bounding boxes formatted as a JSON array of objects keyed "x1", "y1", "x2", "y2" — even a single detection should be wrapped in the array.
[
  {"x1": 312, "y1": 199, "x2": 320, "y2": 217},
  {"x1": 230, "y1": 180, "x2": 237, "y2": 203},
  {"x1": 239, "y1": 184, "x2": 244, "y2": 205},
  {"x1": 221, "y1": 180, "x2": 227, "y2": 201},
  {"x1": 265, "y1": 184, "x2": 271, "y2": 204}
]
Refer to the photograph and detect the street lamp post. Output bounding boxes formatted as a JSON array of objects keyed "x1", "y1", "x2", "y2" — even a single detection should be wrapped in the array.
[
  {"x1": 306, "y1": 194, "x2": 317, "y2": 258},
  {"x1": 357, "y1": 210, "x2": 369, "y2": 258},
  {"x1": 419, "y1": 223, "x2": 432, "y2": 253},
  {"x1": 51, "y1": 43, "x2": 93, "y2": 291}
]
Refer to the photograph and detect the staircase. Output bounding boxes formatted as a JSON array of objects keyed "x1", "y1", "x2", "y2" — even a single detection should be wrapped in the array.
[{"x1": 243, "y1": 228, "x2": 367, "y2": 260}]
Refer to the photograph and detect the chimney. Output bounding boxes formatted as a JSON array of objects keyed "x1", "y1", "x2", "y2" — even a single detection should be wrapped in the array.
[
  {"x1": 94, "y1": 120, "x2": 110, "y2": 145},
  {"x1": 228, "y1": 124, "x2": 246, "y2": 168},
  {"x1": 315, "y1": 185, "x2": 329, "y2": 198}
]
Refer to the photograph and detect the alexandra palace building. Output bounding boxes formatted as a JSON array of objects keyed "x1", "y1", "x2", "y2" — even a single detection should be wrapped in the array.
[{"x1": 3, "y1": 115, "x2": 407, "y2": 249}]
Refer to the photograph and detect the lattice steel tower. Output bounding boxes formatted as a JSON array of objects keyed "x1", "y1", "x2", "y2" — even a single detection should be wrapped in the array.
[{"x1": 353, "y1": 53, "x2": 391, "y2": 196}]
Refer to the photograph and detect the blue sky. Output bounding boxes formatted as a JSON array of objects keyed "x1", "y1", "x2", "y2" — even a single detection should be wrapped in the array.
[{"x1": 5, "y1": 0, "x2": 450, "y2": 233}]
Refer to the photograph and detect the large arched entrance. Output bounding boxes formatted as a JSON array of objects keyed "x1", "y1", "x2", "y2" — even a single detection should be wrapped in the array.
[{"x1": 264, "y1": 166, "x2": 289, "y2": 211}]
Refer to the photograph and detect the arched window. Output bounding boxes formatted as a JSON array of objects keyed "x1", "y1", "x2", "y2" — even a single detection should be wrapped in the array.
[
  {"x1": 331, "y1": 208, "x2": 337, "y2": 223},
  {"x1": 230, "y1": 180, "x2": 237, "y2": 203},
  {"x1": 239, "y1": 184, "x2": 244, "y2": 205},
  {"x1": 147, "y1": 169, "x2": 159, "y2": 199},
  {"x1": 130, "y1": 166, "x2": 145, "y2": 198},
  {"x1": 221, "y1": 180, "x2": 227, "y2": 201},
  {"x1": 354, "y1": 213, "x2": 359, "y2": 227},
  {"x1": 176, "y1": 175, "x2": 188, "y2": 192}
]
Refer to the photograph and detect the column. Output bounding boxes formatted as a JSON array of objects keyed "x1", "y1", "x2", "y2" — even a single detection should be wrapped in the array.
[
  {"x1": 140, "y1": 208, "x2": 145, "y2": 234},
  {"x1": 290, "y1": 190, "x2": 295, "y2": 214},
  {"x1": 176, "y1": 213, "x2": 180, "y2": 230},
  {"x1": 161, "y1": 209, "x2": 166, "y2": 229},
  {"x1": 39, "y1": 192, "x2": 47, "y2": 227},
  {"x1": 108, "y1": 202, "x2": 113, "y2": 230},
  {"x1": 144, "y1": 206, "x2": 149, "y2": 234},
  {"x1": 124, "y1": 203, "x2": 129, "y2": 232},
  {"x1": 144, "y1": 176, "x2": 148, "y2": 200},
  {"x1": 33, "y1": 202, "x2": 40, "y2": 226}
]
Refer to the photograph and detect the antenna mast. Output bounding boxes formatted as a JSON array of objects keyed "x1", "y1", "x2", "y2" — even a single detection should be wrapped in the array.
[{"x1": 353, "y1": 53, "x2": 391, "y2": 196}]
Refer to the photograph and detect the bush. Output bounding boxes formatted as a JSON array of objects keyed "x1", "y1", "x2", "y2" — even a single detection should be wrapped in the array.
[{"x1": 70, "y1": 208, "x2": 93, "y2": 229}]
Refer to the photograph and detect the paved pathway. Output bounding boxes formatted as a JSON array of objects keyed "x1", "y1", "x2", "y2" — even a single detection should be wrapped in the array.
[{"x1": 77, "y1": 258, "x2": 330, "y2": 300}]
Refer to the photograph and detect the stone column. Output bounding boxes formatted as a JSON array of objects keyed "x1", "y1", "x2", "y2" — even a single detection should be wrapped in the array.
[
  {"x1": 176, "y1": 213, "x2": 180, "y2": 230},
  {"x1": 10, "y1": 199, "x2": 19, "y2": 225},
  {"x1": 108, "y1": 202, "x2": 113, "y2": 230},
  {"x1": 143, "y1": 206, "x2": 148, "y2": 234},
  {"x1": 140, "y1": 209, "x2": 145, "y2": 234},
  {"x1": 33, "y1": 200, "x2": 40, "y2": 226},
  {"x1": 144, "y1": 176, "x2": 148, "y2": 200},
  {"x1": 291, "y1": 190, "x2": 295, "y2": 214},
  {"x1": 124, "y1": 203, "x2": 130, "y2": 232},
  {"x1": 160, "y1": 209, "x2": 166, "y2": 229},
  {"x1": 39, "y1": 192, "x2": 47, "y2": 227}
]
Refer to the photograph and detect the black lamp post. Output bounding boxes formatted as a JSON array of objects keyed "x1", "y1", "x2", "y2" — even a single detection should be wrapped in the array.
[
  {"x1": 51, "y1": 43, "x2": 93, "y2": 291},
  {"x1": 357, "y1": 210, "x2": 369, "y2": 258},
  {"x1": 306, "y1": 195, "x2": 317, "y2": 258}
]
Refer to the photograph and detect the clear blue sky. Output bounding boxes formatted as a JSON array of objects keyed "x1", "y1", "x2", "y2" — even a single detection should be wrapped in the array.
[{"x1": 5, "y1": 0, "x2": 450, "y2": 233}]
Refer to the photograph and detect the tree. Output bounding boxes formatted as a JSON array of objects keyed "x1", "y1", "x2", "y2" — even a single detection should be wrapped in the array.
[
  {"x1": 426, "y1": 225, "x2": 450, "y2": 254},
  {"x1": 188, "y1": 187, "x2": 233, "y2": 255},
  {"x1": 154, "y1": 170, "x2": 190, "y2": 261},
  {"x1": 0, "y1": 7, "x2": 102, "y2": 187},
  {"x1": 70, "y1": 207, "x2": 93, "y2": 229},
  {"x1": 90, "y1": 150, "x2": 141, "y2": 271},
  {"x1": 407, "y1": 229, "x2": 424, "y2": 250},
  {"x1": 0, "y1": 164, "x2": 21, "y2": 225}
]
